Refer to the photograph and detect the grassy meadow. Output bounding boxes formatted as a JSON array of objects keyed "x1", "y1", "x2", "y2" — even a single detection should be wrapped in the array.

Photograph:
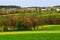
[
  {"x1": 0, "y1": 25, "x2": 60, "y2": 40},
  {"x1": 40, "y1": 25, "x2": 60, "y2": 31},
  {"x1": 0, "y1": 31, "x2": 60, "y2": 40}
]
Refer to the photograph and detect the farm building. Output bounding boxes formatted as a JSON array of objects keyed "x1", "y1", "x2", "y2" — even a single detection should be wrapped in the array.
[
  {"x1": 40, "y1": 9, "x2": 48, "y2": 12},
  {"x1": 56, "y1": 9, "x2": 60, "y2": 12}
]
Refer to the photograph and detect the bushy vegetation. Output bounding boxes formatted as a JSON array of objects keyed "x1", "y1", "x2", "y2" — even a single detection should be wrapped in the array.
[{"x1": 0, "y1": 12, "x2": 60, "y2": 31}]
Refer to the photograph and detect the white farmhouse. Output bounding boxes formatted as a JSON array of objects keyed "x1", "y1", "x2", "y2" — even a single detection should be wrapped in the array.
[{"x1": 56, "y1": 9, "x2": 60, "y2": 12}]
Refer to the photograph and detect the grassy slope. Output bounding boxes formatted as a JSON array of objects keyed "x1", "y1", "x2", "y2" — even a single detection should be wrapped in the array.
[
  {"x1": 40, "y1": 25, "x2": 60, "y2": 31},
  {"x1": 0, "y1": 32, "x2": 60, "y2": 40}
]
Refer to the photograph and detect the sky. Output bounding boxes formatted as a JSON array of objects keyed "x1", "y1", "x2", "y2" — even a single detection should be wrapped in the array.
[{"x1": 0, "y1": 0, "x2": 60, "y2": 7}]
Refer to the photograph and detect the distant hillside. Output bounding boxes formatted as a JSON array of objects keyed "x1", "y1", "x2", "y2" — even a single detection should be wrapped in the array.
[
  {"x1": 0, "y1": 5, "x2": 21, "y2": 9},
  {"x1": 53, "y1": 5, "x2": 60, "y2": 8}
]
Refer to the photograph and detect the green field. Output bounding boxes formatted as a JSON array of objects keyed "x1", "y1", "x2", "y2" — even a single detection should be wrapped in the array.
[
  {"x1": 0, "y1": 31, "x2": 60, "y2": 40},
  {"x1": 0, "y1": 25, "x2": 60, "y2": 40},
  {"x1": 40, "y1": 25, "x2": 60, "y2": 31}
]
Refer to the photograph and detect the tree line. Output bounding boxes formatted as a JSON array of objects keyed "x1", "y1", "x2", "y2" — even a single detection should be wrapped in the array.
[{"x1": 0, "y1": 13, "x2": 60, "y2": 31}]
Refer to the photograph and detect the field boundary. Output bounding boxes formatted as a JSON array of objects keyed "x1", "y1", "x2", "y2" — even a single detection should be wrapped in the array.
[{"x1": 0, "y1": 31, "x2": 60, "y2": 35}]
